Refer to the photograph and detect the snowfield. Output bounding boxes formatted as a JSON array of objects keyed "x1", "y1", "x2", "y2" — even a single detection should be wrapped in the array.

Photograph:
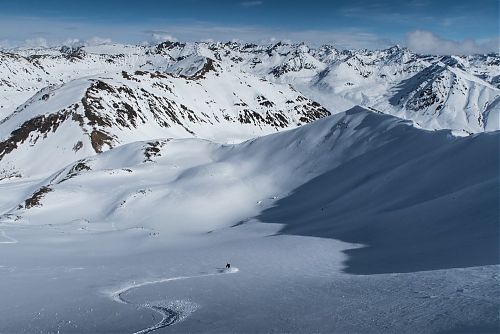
[{"x1": 0, "y1": 107, "x2": 498, "y2": 333}]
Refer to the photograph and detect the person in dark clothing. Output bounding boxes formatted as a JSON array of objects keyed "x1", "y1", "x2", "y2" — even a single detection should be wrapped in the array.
[{"x1": 226, "y1": 263, "x2": 231, "y2": 269}]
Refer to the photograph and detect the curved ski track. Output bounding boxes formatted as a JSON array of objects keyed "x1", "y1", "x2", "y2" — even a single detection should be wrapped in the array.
[{"x1": 111, "y1": 267, "x2": 239, "y2": 334}]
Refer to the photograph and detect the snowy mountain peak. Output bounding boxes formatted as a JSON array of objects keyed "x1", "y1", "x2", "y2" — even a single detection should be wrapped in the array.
[
  {"x1": 0, "y1": 40, "x2": 498, "y2": 142},
  {"x1": 0, "y1": 55, "x2": 331, "y2": 179}
]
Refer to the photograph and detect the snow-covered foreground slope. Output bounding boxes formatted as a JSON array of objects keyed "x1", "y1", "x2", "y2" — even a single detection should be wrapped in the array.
[
  {"x1": 1, "y1": 107, "x2": 393, "y2": 228},
  {"x1": 0, "y1": 107, "x2": 498, "y2": 333},
  {"x1": 257, "y1": 111, "x2": 499, "y2": 274}
]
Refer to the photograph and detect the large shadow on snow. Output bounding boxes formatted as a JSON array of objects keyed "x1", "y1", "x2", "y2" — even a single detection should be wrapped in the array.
[{"x1": 257, "y1": 116, "x2": 500, "y2": 275}]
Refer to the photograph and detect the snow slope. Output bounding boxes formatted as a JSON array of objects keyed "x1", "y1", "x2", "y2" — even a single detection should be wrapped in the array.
[
  {"x1": 2, "y1": 107, "x2": 497, "y2": 272},
  {"x1": 0, "y1": 107, "x2": 498, "y2": 333},
  {"x1": 257, "y1": 109, "x2": 499, "y2": 273}
]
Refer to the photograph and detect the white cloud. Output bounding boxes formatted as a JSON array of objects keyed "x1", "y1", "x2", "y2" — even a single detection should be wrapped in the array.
[
  {"x1": 231, "y1": 37, "x2": 244, "y2": 43},
  {"x1": 0, "y1": 15, "x2": 397, "y2": 50},
  {"x1": 85, "y1": 36, "x2": 112, "y2": 46},
  {"x1": 151, "y1": 32, "x2": 177, "y2": 43},
  {"x1": 0, "y1": 39, "x2": 14, "y2": 49},
  {"x1": 20, "y1": 36, "x2": 112, "y2": 49},
  {"x1": 62, "y1": 38, "x2": 83, "y2": 47},
  {"x1": 24, "y1": 37, "x2": 49, "y2": 48},
  {"x1": 406, "y1": 30, "x2": 499, "y2": 55},
  {"x1": 241, "y1": 1, "x2": 263, "y2": 6}
]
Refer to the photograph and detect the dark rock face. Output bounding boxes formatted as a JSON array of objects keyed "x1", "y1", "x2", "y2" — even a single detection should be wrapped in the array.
[
  {"x1": 24, "y1": 186, "x2": 53, "y2": 209},
  {"x1": 90, "y1": 130, "x2": 114, "y2": 153},
  {"x1": 0, "y1": 111, "x2": 71, "y2": 160}
]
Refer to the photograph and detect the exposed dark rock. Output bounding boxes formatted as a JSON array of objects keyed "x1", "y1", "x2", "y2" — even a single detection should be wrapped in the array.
[
  {"x1": 144, "y1": 140, "x2": 168, "y2": 162},
  {"x1": 189, "y1": 58, "x2": 218, "y2": 80},
  {"x1": 155, "y1": 41, "x2": 186, "y2": 53},
  {"x1": 90, "y1": 130, "x2": 113, "y2": 153},
  {"x1": 238, "y1": 109, "x2": 266, "y2": 126},
  {"x1": 59, "y1": 161, "x2": 91, "y2": 183},
  {"x1": 72, "y1": 141, "x2": 83, "y2": 152},
  {"x1": 60, "y1": 46, "x2": 85, "y2": 60},
  {"x1": 256, "y1": 95, "x2": 275, "y2": 108},
  {"x1": 25, "y1": 186, "x2": 53, "y2": 209},
  {"x1": 0, "y1": 111, "x2": 70, "y2": 160}
]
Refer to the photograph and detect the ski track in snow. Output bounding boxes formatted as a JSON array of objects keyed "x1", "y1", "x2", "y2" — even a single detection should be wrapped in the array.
[
  {"x1": 0, "y1": 230, "x2": 18, "y2": 244},
  {"x1": 111, "y1": 267, "x2": 239, "y2": 334}
]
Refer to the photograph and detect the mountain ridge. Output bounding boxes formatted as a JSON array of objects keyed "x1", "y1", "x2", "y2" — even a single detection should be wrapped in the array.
[
  {"x1": 0, "y1": 55, "x2": 330, "y2": 179},
  {"x1": 1, "y1": 41, "x2": 498, "y2": 134}
]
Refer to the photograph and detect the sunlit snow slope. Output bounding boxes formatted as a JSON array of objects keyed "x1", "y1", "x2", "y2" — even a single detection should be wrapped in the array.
[{"x1": 2, "y1": 107, "x2": 497, "y2": 274}]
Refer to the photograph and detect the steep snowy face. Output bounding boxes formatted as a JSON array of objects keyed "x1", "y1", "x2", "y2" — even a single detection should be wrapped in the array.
[
  {"x1": 0, "y1": 57, "x2": 330, "y2": 179},
  {"x1": 385, "y1": 62, "x2": 500, "y2": 132},
  {"x1": 444, "y1": 54, "x2": 500, "y2": 89},
  {"x1": 292, "y1": 49, "x2": 499, "y2": 133}
]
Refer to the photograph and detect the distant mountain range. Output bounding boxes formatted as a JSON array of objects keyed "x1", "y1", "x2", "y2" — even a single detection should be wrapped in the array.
[
  {"x1": 1, "y1": 41, "x2": 498, "y2": 136},
  {"x1": 0, "y1": 41, "x2": 498, "y2": 180}
]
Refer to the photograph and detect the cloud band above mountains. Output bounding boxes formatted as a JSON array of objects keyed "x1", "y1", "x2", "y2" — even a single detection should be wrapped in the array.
[
  {"x1": 406, "y1": 30, "x2": 499, "y2": 55},
  {"x1": 0, "y1": 15, "x2": 497, "y2": 55}
]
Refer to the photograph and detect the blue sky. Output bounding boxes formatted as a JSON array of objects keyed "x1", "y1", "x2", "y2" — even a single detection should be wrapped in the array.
[{"x1": 0, "y1": 0, "x2": 498, "y2": 53}]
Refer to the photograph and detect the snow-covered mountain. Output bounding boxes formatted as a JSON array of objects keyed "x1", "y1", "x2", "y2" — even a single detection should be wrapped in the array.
[
  {"x1": 0, "y1": 55, "x2": 329, "y2": 179},
  {"x1": 0, "y1": 41, "x2": 498, "y2": 333},
  {"x1": 1, "y1": 40, "x2": 498, "y2": 204},
  {"x1": 0, "y1": 40, "x2": 498, "y2": 259},
  {"x1": 1, "y1": 41, "x2": 498, "y2": 134},
  {"x1": 203, "y1": 42, "x2": 500, "y2": 133}
]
